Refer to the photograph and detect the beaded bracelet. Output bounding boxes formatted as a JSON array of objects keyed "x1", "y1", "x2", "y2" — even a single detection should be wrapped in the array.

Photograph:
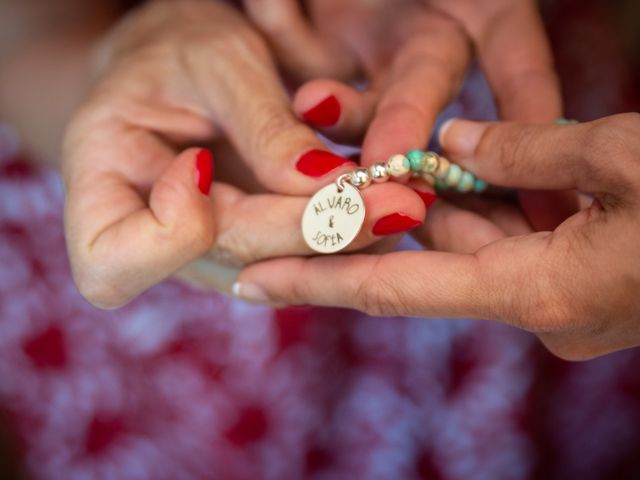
[{"x1": 302, "y1": 150, "x2": 488, "y2": 254}]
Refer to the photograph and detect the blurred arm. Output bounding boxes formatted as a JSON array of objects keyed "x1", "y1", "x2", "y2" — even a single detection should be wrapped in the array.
[{"x1": 0, "y1": 0, "x2": 120, "y2": 164}]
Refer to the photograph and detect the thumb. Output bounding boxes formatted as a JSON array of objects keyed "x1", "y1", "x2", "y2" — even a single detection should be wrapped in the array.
[
  {"x1": 438, "y1": 115, "x2": 638, "y2": 196},
  {"x1": 71, "y1": 148, "x2": 216, "y2": 309}
]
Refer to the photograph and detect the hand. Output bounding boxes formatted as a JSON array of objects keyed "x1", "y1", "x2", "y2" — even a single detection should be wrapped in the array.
[
  {"x1": 246, "y1": 0, "x2": 576, "y2": 243},
  {"x1": 63, "y1": 0, "x2": 425, "y2": 309},
  {"x1": 235, "y1": 113, "x2": 640, "y2": 360}
]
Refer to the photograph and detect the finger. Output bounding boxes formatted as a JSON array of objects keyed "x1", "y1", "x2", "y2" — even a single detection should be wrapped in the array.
[
  {"x1": 439, "y1": 115, "x2": 640, "y2": 195},
  {"x1": 65, "y1": 147, "x2": 216, "y2": 309},
  {"x1": 294, "y1": 79, "x2": 379, "y2": 142},
  {"x1": 243, "y1": 0, "x2": 356, "y2": 81},
  {"x1": 412, "y1": 199, "x2": 508, "y2": 253},
  {"x1": 207, "y1": 181, "x2": 427, "y2": 266},
  {"x1": 235, "y1": 224, "x2": 557, "y2": 322},
  {"x1": 442, "y1": 194, "x2": 534, "y2": 236},
  {"x1": 360, "y1": 15, "x2": 472, "y2": 166},
  {"x1": 463, "y1": 0, "x2": 562, "y2": 122},
  {"x1": 197, "y1": 57, "x2": 358, "y2": 196}
]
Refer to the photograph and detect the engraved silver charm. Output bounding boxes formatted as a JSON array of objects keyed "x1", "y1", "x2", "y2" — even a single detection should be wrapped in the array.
[{"x1": 302, "y1": 176, "x2": 366, "y2": 254}]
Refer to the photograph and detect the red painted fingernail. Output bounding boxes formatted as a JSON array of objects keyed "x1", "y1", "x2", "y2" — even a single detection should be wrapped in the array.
[
  {"x1": 296, "y1": 149, "x2": 354, "y2": 178},
  {"x1": 412, "y1": 189, "x2": 438, "y2": 210},
  {"x1": 196, "y1": 148, "x2": 213, "y2": 196},
  {"x1": 372, "y1": 213, "x2": 423, "y2": 236},
  {"x1": 302, "y1": 95, "x2": 341, "y2": 127}
]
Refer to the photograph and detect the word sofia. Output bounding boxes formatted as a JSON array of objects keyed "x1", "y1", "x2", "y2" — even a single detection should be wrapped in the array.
[{"x1": 310, "y1": 194, "x2": 361, "y2": 248}]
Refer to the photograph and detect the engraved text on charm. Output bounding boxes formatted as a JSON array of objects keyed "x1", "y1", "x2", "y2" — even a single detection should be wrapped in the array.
[{"x1": 302, "y1": 182, "x2": 366, "y2": 254}]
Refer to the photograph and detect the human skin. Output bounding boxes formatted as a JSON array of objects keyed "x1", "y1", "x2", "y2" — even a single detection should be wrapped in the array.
[
  {"x1": 60, "y1": 0, "x2": 427, "y2": 309},
  {"x1": 245, "y1": 0, "x2": 578, "y2": 244},
  {"x1": 235, "y1": 114, "x2": 640, "y2": 360},
  {"x1": 1, "y1": 0, "x2": 566, "y2": 309}
]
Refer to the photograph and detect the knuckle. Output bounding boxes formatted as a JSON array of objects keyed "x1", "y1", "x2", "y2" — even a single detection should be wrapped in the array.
[
  {"x1": 584, "y1": 116, "x2": 640, "y2": 185},
  {"x1": 355, "y1": 259, "x2": 403, "y2": 317},
  {"x1": 495, "y1": 125, "x2": 531, "y2": 176},
  {"x1": 72, "y1": 261, "x2": 127, "y2": 310},
  {"x1": 250, "y1": 102, "x2": 303, "y2": 158}
]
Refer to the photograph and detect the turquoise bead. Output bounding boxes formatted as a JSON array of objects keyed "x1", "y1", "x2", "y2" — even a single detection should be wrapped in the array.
[
  {"x1": 435, "y1": 179, "x2": 449, "y2": 190},
  {"x1": 473, "y1": 179, "x2": 488, "y2": 193},
  {"x1": 407, "y1": 150, "x2": 426, "y2": 171},
  {"x1": 555, "y1": 118, "x2": 578, "y2": 125},
  {"x1": 456, "y1": 171, "x2": 475, "y2": 192},
  {"x1": 445, "y1": 164, "x2": 462, "y2": 186}
]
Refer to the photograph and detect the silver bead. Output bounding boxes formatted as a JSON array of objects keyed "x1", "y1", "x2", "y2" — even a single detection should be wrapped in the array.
[
  {"x1": 350, "y1": 167, "x2": 372, "y2": 188},
  {"x1": 369, "y1": 162, "x2": 390, "y2": 183}
]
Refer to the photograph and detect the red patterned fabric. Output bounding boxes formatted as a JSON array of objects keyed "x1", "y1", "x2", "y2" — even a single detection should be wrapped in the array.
[{"x1": 1, "y1": 1, "x2": 639, "y2": 479}]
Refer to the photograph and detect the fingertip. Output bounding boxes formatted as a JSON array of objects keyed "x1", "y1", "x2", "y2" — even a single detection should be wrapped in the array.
[
  {"x1": 438, "y1": 119, "x2": 489, "y2": 158},
  {"x1": 294, "y1": 79, "x2": 377, "y2": 140},
  {"x1": 437, "y1": 118, "x2": 456, "y2": 150}
]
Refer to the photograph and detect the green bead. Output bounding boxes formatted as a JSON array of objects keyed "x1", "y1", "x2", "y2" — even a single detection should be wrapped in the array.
[
  {"x1": 434, "y1": 179, "x2": 449, "y2": 190},
  {"x1": 407, "y1": 150, "x2": 426, "y2": 171},
  {"x1": 445, "y1": 164, "x2": 462, "y2": 186},
  {"x1": 473, "y1": 179, "x2": 488, "y2": 193},
  {"x1": 456, "y1": 171, "x2": 475, "y2": 192},
  {"x1": 555, "y1": 118, "x2": 578, "y2": 125}
]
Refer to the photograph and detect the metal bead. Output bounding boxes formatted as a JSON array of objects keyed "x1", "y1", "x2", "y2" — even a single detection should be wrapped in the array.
[
  {"x1": 386, "y1": 154, "x2": 411, "y2": 177},
  {"x1": 369, "y1": 162, "x2": 390, "y2": 183},
  {"x1": 350, "y1": 167, "x2": 372, "y2": 189},
  {"x1": 421, "y1": 152, "x2": 440, "y2": 174},
  {"x1": 434, "y1": 155, "x2": 450, "y2": 179}
]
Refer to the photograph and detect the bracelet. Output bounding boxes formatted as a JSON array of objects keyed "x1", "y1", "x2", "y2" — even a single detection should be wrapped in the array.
[{"x1": 302, "y1": 150, "x2": 488, "y2": 254}]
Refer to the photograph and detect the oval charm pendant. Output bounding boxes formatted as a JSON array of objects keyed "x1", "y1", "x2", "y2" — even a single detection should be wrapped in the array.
[{"x1": 302, "y1": 181, "x2": 366, "y2": 254}]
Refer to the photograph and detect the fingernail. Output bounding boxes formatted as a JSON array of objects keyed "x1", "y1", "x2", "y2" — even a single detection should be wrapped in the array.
[
  {"x1": 296, "y1": 149, "x2": 354, "y2": 178},
  {"x1": 438, "y1": 119, "x2": 487, "y2": 157},
  {"x1": 412, "y1": 189, "x2": 438, "y2": 210},
  {"x1": 302, "y1": 95, "x2": 341, "y2": 127},
  {"x1": 196, "y1": 148, "x2": 214, "y2": 196},
  {"x1": 372, "y1": 213, "x2": 423, "y2": 236},
  {"x1": 232, "y1": 282, "x2": 271, "y2": 304}
]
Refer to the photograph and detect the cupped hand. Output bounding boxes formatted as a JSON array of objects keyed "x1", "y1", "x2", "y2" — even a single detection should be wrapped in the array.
[
  {"x1": 63, "y1": 0, "x2": 425, "y2": 309},
  {"x1": 236, "y1": 113, "x2": 640, "y2": 360}
]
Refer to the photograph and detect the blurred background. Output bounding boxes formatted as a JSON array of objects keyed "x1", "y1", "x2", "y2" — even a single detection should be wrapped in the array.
[{"x1": 0, "y1": 0, "x2": 638, "y2": 479}]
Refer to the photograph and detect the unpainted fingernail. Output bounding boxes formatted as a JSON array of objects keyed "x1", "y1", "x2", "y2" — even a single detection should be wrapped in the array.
[
  {"x1": 233, "y1": 282, "x2": 271, "y2": 305},
  {"x1": 438, "y1": 119, "x2": 487, "y2": 157}
]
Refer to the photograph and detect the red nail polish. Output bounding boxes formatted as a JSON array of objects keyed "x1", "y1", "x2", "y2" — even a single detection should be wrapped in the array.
[
  {"x1": 372, "y1": 213, "x2": 423, "y2": 236},
  {"x1": 302, "y1": 95, "x2": 341, "y2": 127},
  {"x1": 196, "y1": 149, "x2": 213, "y2": 196},
  {"x1": 296, "y1": 149, "x2": 354, "y2": 178},
  {"x1": 412, "y1": 189, "x2": 438, "y2": 210}
]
